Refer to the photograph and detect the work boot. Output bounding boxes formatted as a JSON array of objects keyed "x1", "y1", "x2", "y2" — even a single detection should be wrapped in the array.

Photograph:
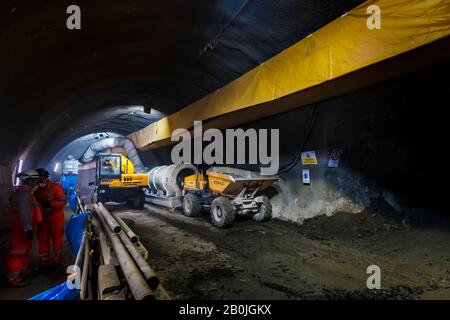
[
  {"x1": 20, "y1": 265, "x2": 39, "y2": 280},
  {"x1": 6, "y1": 273, "x2": 31, "y2": 288},
  {"x1": 38, "y1": 254, "x2": 50, "y2": 271},
  {"x1": 50, "y1": 252, "x2": 62, "y2": 268}
]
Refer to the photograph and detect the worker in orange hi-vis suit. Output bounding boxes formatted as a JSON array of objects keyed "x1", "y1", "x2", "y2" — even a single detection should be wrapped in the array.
[
  {"x1": 6, "y1": 170, "x2": 42, "y2": 287},
  {"x1": 35, "y1": 168, "x2": 67, "y2": 268}
]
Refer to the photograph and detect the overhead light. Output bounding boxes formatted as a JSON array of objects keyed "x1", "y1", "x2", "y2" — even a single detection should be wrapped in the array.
[
  {"x1": 18, "y1": 159, "x2": 23, "y2": 173},
  {"x1": 15, "y1": 159, "x2": 24, "y2": 186},
  {"x1": 54, "y1": 162, "x2": 60, "y2": 173}
]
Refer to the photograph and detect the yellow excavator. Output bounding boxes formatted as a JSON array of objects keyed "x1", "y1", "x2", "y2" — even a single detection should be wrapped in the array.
[{"x1": 91, "y1": 153, "x2": 148, "y2": 208}]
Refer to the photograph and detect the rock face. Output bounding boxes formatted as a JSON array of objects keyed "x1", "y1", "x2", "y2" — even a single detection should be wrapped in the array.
[
  {"x1": 271, "y1": 165, "x2": 369, "y2": 223},
  {"x1": 0, "y1": 165, "x2": 13, "y2": 230},
  {"x1": 240, "y1": 59, "x2": 450, "y2": 223}
]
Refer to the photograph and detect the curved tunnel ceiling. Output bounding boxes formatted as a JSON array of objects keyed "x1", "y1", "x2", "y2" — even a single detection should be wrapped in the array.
[
  {"x1": 35, "y1": 106, "x2": 166, "y2": 168},
  {"x1": 0, "y1": 0, "x2": 364, "y2": 168}
]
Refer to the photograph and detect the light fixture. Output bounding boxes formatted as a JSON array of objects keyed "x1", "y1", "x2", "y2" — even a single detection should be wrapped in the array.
[
  {"x1": 18, "y1": 159, "x2": 23, "y2": 173},
  {"x1": 54, "y1": 162, "x2": 60, "y2": 173},
  {"x1": 14, "y1": 159, "x2": 24, "y2": 186}
]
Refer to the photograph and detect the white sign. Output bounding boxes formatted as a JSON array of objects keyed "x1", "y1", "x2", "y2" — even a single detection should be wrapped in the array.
[
  {"x1": 301, "y1": 151, "x2": 317, "y2": 165},
  {"x1": 302, "y1": 169, "x2": 310, "y2": 185},
  {"x1": 328, "y1": 148, "x2": 343, "y2": 168}
]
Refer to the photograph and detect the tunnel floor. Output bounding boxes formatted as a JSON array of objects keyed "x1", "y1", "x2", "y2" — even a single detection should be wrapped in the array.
[
  {"x1": 106, "y1": 204, "x2": 450, "y2": 300},
  {"x1": 1, "y1": 205, "x2": 449, "y2": 300}
]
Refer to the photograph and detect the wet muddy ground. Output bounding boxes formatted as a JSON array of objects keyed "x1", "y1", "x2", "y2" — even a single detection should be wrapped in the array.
[
  {"x1": 112, "y1": 204, "x2": 450, "y2": 300},
  {"x1": 1, "y1": 204, "x2": 449, "y2": 300}
]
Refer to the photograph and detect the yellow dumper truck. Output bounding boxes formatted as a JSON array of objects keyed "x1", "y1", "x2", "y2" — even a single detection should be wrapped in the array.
[{"x1": 182, "y1": 167, "x2": 279, "y2": 228}]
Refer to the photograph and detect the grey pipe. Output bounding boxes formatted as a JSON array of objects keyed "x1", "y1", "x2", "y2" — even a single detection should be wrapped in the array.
[
  {"x1": 76, "y1": 194, "x2": 85, "y2": 213},
  {"x1": 79, "y1": 137, "x2": 148, "y2": 173},
  {"x1": 74, "y1": 232, "x2": 86, "y2": 268},
  {"x1": 80, "y1": 236, "x2": 90, "y2": 300},
  {"x1": 113, "y1": 214, "x2": 139, "y2": 243},
  {"x1": 118, "y1": 230, "x2": 159, "y2": 289},
  {"x1": 97, "y1": 203, "x2": 122, "y2": 234},
  {"x1": 95, "y1": 205, "x2": 154, "y2": 300}
]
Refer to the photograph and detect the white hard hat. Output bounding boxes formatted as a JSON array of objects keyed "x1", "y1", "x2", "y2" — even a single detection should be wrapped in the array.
[{"x1": 17, "y1": 169, "x2": 40, "y2": 180}]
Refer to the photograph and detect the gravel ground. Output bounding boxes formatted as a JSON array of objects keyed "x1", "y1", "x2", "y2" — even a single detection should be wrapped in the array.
[
  {"x1": 111, "y1": 203, "x2": 450, "y2": 300},
  {"x1": 1, "y1": 203, "x2": 449, "y2": 300}
]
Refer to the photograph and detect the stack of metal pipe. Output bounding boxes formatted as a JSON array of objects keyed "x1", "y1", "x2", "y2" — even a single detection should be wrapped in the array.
[{"x1": 92, "y1": 202, "x2": 168, "y2": 300}]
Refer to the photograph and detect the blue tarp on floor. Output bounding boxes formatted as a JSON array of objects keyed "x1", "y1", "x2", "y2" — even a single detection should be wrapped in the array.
[{"x1": 29, "y1": 211, "x2": 90, "y2": 300}]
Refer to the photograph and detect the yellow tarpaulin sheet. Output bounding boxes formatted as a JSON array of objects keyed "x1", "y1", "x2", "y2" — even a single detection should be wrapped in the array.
[{"x1": 130, "y1": 0, "x2": 450, "y2": 150}]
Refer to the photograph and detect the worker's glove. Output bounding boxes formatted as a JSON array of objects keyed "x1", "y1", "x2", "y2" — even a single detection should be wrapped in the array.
[
  {"x1": 26, "y1": 230, "x2": 33, "y2": 241},
  {"x1": 41, "y1": 200, "x2": 51, "y2": 209}
]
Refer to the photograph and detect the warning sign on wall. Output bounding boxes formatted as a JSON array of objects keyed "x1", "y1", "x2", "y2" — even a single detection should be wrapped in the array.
[
  {"x1": 328, "y1": 148, "x2": 343, "y2": 168},
  {"x1": 301, "y1": 151, "x2": 318, "y2": 165}
]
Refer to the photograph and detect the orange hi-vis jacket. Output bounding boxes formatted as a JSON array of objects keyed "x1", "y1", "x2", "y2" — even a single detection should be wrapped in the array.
[
  {"x1": 7, "y1": 186, "x2": 43, "y2": 279},
  {"x1": 35, "y1": 181, "x2": 67, "y2": 262},
  {"x1": 35, "y1": 181, "x2": 67, "y2": 214}
]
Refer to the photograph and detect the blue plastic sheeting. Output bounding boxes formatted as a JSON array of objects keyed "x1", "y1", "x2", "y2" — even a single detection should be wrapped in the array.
[
  {"x1": 61, "y1": 175, "x2": 77, "y2": 196},
  {"x1": 69, "y1": 192, "x2": 78, "y2": 213},
  {"x1": 66, "y1": 212, "x2": 90, "y2": 253},
  {"x1": 29, "y1": 212, "x2": 90, "y2": 300},
  {"x1": 29, "y1": 282, "x2": 80, "y2": 301}
]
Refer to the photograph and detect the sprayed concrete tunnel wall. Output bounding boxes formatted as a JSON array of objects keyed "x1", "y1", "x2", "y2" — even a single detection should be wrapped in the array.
[
  {"x1": 246, "y1": 59, "x2": 449, "y2": 222},
  {"x1": 139, "y1": 59, "x2": 449, "y2": 224},
  {"x1": 0, "y1": 165, "x2": 12, "y2": 232}
]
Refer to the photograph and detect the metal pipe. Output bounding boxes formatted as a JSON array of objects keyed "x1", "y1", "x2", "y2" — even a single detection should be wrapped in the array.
[
  {"x1": 93, "y1": 216, "x2": 118, "y2": 266},
  {"x1": 118, "y1": 231, "x2": 159, "y2": 289},
  {"x1": 74, "y1": 232, "x2": 86, "y2": 268},
  {"x1": 96, "y1": 203, "x2": 122, "y2": 234},
  {"x1": 76, "y1": 194, "x2": 85, "y2": 213},
  {"x1": 96, "y1": 208, "x2": 154, "y2": 300},
  {"x1": 66, "y1": 231, "x2": 86, "y2": 292},
  {"x1": 108, "y1": 210, "x2": 157, "y2": 288},
  {"x1": 113, "y1": 214, "x2": 139, "y2": 243},
  {"x1": 80, "y1": 236, "x2": 90, "y2": 300}
]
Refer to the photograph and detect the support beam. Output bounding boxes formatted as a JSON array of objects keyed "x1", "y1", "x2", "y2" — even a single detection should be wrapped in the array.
[{"x1": 129, "y1": 0, "x2": 450, "y2": 151}]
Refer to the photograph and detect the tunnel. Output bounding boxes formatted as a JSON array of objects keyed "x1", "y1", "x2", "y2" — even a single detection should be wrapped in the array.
[{"x1": 0, "y1": 0, "x2": 450, "y2": 303}]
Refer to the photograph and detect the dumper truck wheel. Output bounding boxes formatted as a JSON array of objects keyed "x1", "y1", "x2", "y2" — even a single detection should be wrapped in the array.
[
  {"x1": 211, "y1": 197, "x2": 235, "y2": 228},
  {"x1": 183, "y1": 193, "x2": 202, "y2": 217},
  {"x1": 253, "y1": 195, "x2": 272, "y2": 222},
  {"x1": 131, "y1": 189, "x2": 145, "y2": 209}
]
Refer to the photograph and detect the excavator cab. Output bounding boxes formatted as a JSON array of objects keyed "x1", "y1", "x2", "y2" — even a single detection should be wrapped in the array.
[
  {"x1": 99, "y1": 154, "x2": 122, "y2": 179},
  {"x1": 92, "y1": 153, "x2": 147, "y2": 209}
]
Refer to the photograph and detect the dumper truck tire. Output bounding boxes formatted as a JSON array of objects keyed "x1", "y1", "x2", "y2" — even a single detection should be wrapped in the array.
[
  {"x1": 183, "y1": 193, "x2": 202, "y2": 217},
  {"x1": 211, "y1": 197, "x2": 235, "y2": 228},
  {"x1": 131, "y1": 189, "x2": 145, "y2": 209},
  {"x1": 253, "y1": 195, "x2": 272, "y2": 222}
]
